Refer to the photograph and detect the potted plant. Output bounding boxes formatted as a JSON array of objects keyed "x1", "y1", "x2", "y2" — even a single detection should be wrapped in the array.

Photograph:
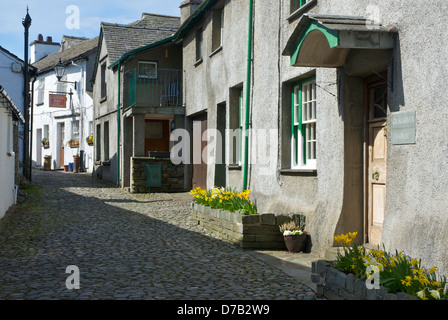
[
  {"x1": 68, "y1": 139, "x2": 79, "y2": 148},
  {"x1": 42, "y1": 138, "x2": 50, "y2": 149},
  {"x1": 279, "y1": 216, "x2": 308, "y2": 253},
  {"x1": 86, "y1": 134, "x2": 93, "y2": 146}
]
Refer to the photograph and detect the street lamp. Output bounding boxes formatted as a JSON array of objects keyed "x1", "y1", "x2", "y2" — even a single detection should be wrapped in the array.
[{"x1": 54, "y1": 58, "x2": 77, "y2": 90}]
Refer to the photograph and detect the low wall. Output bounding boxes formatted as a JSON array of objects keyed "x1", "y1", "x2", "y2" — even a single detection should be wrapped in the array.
[
  {"x1": 311, "y1": 260, "x2": 418, "y2": 300},
  {"x1": 191, "y1": 203, "x2": 310, "y2": 250},
  {"x1": 131, "y1": 157, "x2": 185, "y2": 193}
]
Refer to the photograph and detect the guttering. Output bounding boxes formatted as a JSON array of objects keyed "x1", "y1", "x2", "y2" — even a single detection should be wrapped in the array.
[
  {"x1": 243, "y1": 0, "x2": 254, "y2": 191},
  {"x1": 108, "y1": 36, "x2": 175, "y2": 69},
  {"x1": 107, "y1": 0, "x2": 219, "y2": 70}
]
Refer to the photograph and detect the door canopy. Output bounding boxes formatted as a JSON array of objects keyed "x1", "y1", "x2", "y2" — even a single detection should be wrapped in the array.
[{"x1": 283, "y1": 14, "x2": 397, "y2": 68}]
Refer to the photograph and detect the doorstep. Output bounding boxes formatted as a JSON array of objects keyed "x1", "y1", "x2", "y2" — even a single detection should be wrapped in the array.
[{"x1": 246, "y1": 250, "x2": 323, "y2": 291}]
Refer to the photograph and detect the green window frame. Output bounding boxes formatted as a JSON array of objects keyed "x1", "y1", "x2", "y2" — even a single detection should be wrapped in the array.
[{"x1": 291, "y1": 76, "x2": 316, "y2": 169}]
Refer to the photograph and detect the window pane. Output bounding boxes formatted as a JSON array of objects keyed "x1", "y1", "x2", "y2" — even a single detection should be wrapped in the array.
[{"x1": 139, "y1": 62, "x2": 157, "y2": 79}]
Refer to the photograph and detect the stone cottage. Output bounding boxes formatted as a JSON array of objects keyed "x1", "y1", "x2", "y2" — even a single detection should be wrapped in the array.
[
  {"x1": 30, "y1": 35, "x2": 98, "y2": 172},
  {"x1": 178, "y1": 0, "x2": 448, "y2": 274},
  {"x1": 92, "y1": 13, "x2": 187, "y2": 192}
]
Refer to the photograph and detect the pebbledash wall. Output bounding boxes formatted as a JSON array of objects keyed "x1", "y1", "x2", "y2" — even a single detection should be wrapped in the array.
[{"x1": 181, "y1": 0, "x2": 448, "y2": 275}]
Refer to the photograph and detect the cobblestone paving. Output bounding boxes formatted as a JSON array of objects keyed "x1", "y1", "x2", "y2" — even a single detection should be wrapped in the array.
[{"x1": 0, "y1": 170, "x2": 318, "y2": 300}]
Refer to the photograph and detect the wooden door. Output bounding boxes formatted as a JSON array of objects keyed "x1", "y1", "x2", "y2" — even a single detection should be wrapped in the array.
[
  {"x1": 60, "y1": 123, "x2": 65, "y2": 167},
  {"x1": 366, "y1": 74, "x2": 388, "y2": 246},
  {"x1": 145, "y1": 119, "x2": 169, "y2": 156},
  {"x1": 192, "y1": 114, "x2": 207, "y2": 190}
]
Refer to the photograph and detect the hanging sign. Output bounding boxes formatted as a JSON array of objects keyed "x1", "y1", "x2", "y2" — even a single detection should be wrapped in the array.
[{"x1": 49, "y1": 94, "x2": 66, "y2": 108}]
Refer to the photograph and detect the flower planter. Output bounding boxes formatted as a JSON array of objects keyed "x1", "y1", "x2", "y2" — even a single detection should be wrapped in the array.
[
  {"x1": 284, "y1": 233, "x2": 308, "y2": 253},
  {"x1": 191, "y1": 203, "x2": 311, "y2": 250},
  {"x1": 311, "y1": 260, "x2": 418, "y2": 300}
]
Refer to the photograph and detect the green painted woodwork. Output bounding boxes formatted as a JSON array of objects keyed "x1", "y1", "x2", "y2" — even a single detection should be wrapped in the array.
[{"x1": 290, "y1": 21, "x2": 339, "y2": 66}]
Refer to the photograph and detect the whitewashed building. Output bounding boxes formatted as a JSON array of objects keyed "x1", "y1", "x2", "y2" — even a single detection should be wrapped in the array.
[
  {"x1": 31, "y1": 35, "x2": 98, "y2": 172},
  {"x1": 0, "y1": 86, "x2": 24, "y2": 218},
  {"x1": 0, "y1": 45, "x2": 32, "y2": 174}
]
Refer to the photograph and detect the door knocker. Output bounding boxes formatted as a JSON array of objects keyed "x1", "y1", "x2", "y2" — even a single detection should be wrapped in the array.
[{"x1": 371, "y1": 168, "x2": 380, "y2": 182}]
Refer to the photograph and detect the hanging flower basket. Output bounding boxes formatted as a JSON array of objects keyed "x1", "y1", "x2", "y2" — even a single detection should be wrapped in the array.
[
  {"x1": 68, "y1": 139, "x2": 79, "y2": 148},
  {"x1": 42, "y1": 138, "x2": 50, "y2": 149},
  {"x1": 86, "y1": 134, "x2": 94, "y2": 146}
]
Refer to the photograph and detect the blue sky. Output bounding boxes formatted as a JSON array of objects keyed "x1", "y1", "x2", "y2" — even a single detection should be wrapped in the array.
[{"x1": 0, "y1": 0, "x2": 181, "y2": 60}]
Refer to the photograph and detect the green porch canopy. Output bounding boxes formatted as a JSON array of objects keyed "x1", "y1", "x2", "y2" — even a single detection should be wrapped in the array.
[{"x1": 283, "y1": 14, "x2": 397, "y2": 67}]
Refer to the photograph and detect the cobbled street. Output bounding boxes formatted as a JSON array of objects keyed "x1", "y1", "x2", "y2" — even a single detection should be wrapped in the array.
[{"x1": 0, "y1": 170, "x2": 318, "y2": 300}]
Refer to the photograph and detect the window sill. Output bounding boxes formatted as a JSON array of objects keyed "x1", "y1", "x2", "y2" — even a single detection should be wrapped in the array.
[
  {"x1": 194, "y1": 58, "x2": 203, "y2": 67},
  {"x1": 279, "y1": 168, "x2": 317, "y2": 176},
  {"x1": 209, "y1": 46, "x2": 222, "y2": 58},
  {"x1": 102, "y1": 160, "x2": 111, "y2": 166},
  {"x1": 7, "y1": 151, "x2": 15, "y2": 157},
  {"x1": 36, "y1": 102, "x2": 44, "y2": 107},
  {"x1": 100, "y1": 96, "x2": 107, "y2": 103},
  {"x1": 228, "y1": 164, "x2": 242, "y2": 171},
  {"x1": 94, "y1": 160, "x2": 102, "y2": 165},
  {"x1": 287, "y1": 0, "x2": 317, "y2": 22}
]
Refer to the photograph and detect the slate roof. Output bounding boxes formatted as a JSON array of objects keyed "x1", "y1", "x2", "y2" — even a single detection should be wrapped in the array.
[
  {"x1": 59, "y1": 35, "x2": 90, "y2": 52},
  {"x1": 32, "y1": 37, "x2": 99, "y2": 74},
  {"x1": 0, "y1": 86, "x2": 24, "y2": 123},
  {"x1": 102, "y1": 14, "x2": 180, "y2": 65}
]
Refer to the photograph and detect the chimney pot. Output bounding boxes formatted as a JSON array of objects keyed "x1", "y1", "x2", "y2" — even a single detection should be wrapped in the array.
[
  {"x1": 46, "y1": 36, "x2": 52, "y2": 43},
  {"x1": 38, "y1": 34, "x2": 43, "y2": 41}
]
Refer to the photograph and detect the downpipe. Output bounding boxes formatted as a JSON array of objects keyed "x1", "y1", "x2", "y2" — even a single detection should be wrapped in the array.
[{"x1": 243, "y1": 0, "x2": 254, "y2": 191}]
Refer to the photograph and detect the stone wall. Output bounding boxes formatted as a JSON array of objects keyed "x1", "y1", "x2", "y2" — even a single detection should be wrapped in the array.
[
  {"x1": 311, "y1": 260, "x2": 418, "y2": 300},
  {"x1": 191, "y1": 203, "x2": 310, "y2": 250},
  {"x1": 130, "y1": 157, "x2": 185, "y2": 193}
]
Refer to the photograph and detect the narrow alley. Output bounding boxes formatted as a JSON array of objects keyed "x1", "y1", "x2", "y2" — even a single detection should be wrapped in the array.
[{"x1": 0, "y1": 170, "x2": 317, "y2": 300}]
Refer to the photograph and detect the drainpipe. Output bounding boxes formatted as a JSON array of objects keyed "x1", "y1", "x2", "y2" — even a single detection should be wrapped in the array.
[
  {"x1": 29, "y1": 77, "x2": 36, "y2": 181},
  {"x1": 243, "y1": 0, "x2": 254, "y2": 191},
  {"x1": 116, "y1": 61, "x2": 121, "y2": 187}
]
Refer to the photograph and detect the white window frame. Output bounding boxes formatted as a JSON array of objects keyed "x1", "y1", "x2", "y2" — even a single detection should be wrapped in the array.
[
  {"x1": 72, "y1": 120, "x2": 80, "y2": 141},
  {"x1": 291, "y1": 78, "x2": 317, "y2": 170},
  {"x1": 138, "y1": 61, "x2": 158, "y2": 79},
  {"x1": 37, "y1": 79, "x2": 45, "y2": 105}
]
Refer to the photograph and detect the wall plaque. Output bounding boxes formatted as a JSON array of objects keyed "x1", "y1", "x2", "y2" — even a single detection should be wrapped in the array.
[{"x1": 391, "y1": 111, "x2": 416, "y2": 145}]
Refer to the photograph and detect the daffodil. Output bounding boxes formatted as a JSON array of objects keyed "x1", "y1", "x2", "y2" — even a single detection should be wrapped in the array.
[
  {"x1": 417, "y1": 289, "x2": 427, "y2": 300},
  {"x1": 429, "y1": 289, "x2": 440, "y2": 300}
]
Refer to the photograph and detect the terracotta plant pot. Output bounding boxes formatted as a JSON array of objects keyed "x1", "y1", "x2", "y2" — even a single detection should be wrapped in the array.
[
  {"x1": 283, "y1": 233, "x2": 308, "y2": 253},
  {"x1": 73, "y1": 156, "x2": 80, "y2": 173}
]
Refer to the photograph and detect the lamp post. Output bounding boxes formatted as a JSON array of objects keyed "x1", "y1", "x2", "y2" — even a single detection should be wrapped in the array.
[{"x1": 22, "y1": 7, "x2": 32, "y2": 181}]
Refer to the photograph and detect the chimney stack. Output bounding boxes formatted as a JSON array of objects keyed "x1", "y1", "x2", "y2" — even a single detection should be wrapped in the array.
[
  {"x1": 30, "y1": 34, "x2": 60, "y2": 63},
  {"x1": 180, "y1": 0, "x2": 202, "y2": 24}
]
